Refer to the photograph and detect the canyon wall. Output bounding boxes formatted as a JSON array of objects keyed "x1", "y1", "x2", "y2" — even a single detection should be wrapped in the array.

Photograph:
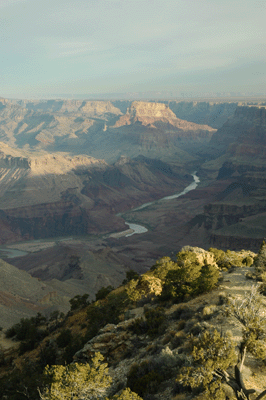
[{"x1": 167, "y1": 101, "x2": 238, "y2": 128}]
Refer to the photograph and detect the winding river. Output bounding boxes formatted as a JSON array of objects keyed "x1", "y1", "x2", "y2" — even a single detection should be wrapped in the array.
[
  {"x1": 124, "y1": 171, "x2": 200, "y2": 237},
  {"x1": 0, "y1": 172, "x2": 200, "y2": 256}
]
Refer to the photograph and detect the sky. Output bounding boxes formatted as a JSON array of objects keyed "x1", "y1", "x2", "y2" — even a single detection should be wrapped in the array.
[{"x1": 0, "y1": 0, "x2": 265, "y2": 99}]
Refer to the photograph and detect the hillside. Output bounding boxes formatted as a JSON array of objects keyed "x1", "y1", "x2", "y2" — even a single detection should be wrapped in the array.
[{"x1": 1, "y1": 245, "x2": 266, "y2": 400}]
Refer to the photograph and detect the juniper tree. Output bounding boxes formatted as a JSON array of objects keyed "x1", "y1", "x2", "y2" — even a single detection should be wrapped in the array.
[
  {"x1": 178, "y1": 329, "x2": 237, "y2": 400},
  {"x1": 39, "y1": 352, "x2": 112, "y2": 400},
  {"x1": 39, "y1": 352, "x2": 144, "y2": 400},
  {"x1": 178, "y1": 285, "x2": 266, "y2": 400}
]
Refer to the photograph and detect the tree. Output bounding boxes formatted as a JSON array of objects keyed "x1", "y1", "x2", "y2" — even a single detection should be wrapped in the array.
[
  {"x1": 122, "y1": 270, "x2": 139, "y2": 285},
  {"x1": 69, "y1": 293, "x2": 90, "y2": 311},
  {"x1": 178, "y1": 285, "x2": 266, "y2": 400},
  {"x1": 160, "y1": 252, "x2": 219, "y2": 301},
  {"x1": 178, "y1": 329, "x2": 236, "y2": 400},
  {"x1": 95, "y1": 285, "x2": 114, "y2": 301},
  {"x1": 39, "y1": 352, "x2": 112, "y2": 400}
]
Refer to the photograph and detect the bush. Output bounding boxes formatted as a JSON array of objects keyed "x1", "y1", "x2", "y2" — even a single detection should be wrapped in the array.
[
  {"x1": 122, "y1": 270, "x2": 140, "y2": 285},
  {"x1": 131, "y1": 307, "x2": 166, "y2": 337},
  {"x1": 86, "y1": 291, "x2": 129, "y2": 341},
  {"x1": 113, "y1": 388, "x2": 143, "y2": 399},
  {"x1": 40, "y1": 352, "x2": 112, "y2": 400},
  {"x1": 5, "y1": 316, "x2": 48, "y2": 354},
  {"x1": 62, "y1": 334, "x2": 85, "y2": 364},
  {"x1": 127, "y1": 361, "x2": 164, "y2": 398},
  {"x1": 69, "y1": 294, "x2": 90, "y2": 311},
  {"x1": 178, "y1": 329, "x2": 236, "y2": 397},
  {"x1": 159, "y1": 252, "x2": 219, "y2": 302},
  {"x1": 95, "y1": 285, "x2": 114, "y2": 301},
  {"x1": 208, "y1": 247, "x2": 225, "y2": 263},
  {"x1": 56, "y1": 329, "x2": 72, "y2": 348}
]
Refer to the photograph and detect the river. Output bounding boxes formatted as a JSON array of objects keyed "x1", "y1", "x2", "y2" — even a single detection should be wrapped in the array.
[
  {"x1": 124, "y1": 171, "x2": 200, "y2": 237},
  {"x1": 0, "y1": 172, "x2": 200, "y2": 256}
]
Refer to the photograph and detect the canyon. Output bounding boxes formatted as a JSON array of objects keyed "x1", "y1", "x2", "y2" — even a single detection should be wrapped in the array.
[{"x1": 0, "y1": 97, "x2": 266, "y2": 326}]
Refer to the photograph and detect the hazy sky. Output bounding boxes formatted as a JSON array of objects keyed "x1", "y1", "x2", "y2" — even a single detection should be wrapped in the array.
[{"x1": 1, "y1": 0, "x2": 265, "y2": 98}]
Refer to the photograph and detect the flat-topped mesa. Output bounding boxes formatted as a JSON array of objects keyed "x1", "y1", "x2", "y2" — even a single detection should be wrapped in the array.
[
  {"x1": 130, "y1": 101, "x2": 177, "y2": 119},
  {"x1": 113, "y1": 101, "x2": 216, "y2": 133}
]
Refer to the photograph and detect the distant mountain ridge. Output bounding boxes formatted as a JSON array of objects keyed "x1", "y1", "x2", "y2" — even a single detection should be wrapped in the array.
[{"x1": 0, "y1": 98, "x2": 217, "y2": 163}]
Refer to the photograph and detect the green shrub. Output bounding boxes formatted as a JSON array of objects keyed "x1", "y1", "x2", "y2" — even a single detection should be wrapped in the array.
[
  {"x1": 122, "y1": 270, "x2": 140, "y2": 285},
  {"x1": 195, "y1": 263, "x2": 220, "y2": 294},
  {"x1": 131, "y1": 307, "x2": 166, "y2": 337},
  {"x1": 69, "y1": 294, "x2": 90, "y2": 311},
  {"x1": 86, "y1": 291, "x2": 129, "y2": 341},
  {"x1": 160, "y1": 260, "x2": 219, "y2": 301},
  {"x1": 56, "y1": 329, "x2": 72, "y2": 348},
  {"x1": 40, "y1": 352, "x2": 112, "y2": 400},
  {"x1": 95, "y1": 285, "x2": 114, "y2": 301},
  {"x1": 112, "y1": 388, "x2": 143, "y2": 399},
  {"x1": 178, "y1": 329, "x2": 236, "y2": 398},
  {"x1": 5, "y1": 316, "x2": 48, "y2": 354},
  {"x1": 208, "y1": 247, "x2": 225, "y2": 263},
  {"x1": 127, "y1": 361, "x2": 163, "y2": 397},
  {"x1": 63, "y1": 334, "x2": 86, "y2": 364}
]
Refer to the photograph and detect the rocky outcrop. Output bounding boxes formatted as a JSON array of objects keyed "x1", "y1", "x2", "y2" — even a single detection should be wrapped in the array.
[{"x1": 74, "y1": 320, "x2": 141, "y2": 363}]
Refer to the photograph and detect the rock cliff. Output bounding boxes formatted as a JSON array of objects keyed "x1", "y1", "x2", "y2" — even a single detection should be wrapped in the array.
[
  {"x1": 167, "y1": 100, "x2": 238, "y2": 128},
  {"x1": 205, "y1": 105, "x2": 266, "y2": 161}
]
